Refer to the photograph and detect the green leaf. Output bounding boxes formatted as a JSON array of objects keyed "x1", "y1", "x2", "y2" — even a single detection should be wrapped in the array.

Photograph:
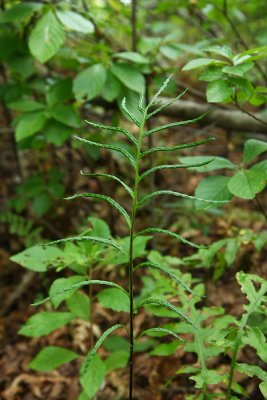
[
  {"x1": 148, "y1": 74, "x2": 174, "y2": 107},
  {"x1": 113, "y1": 52, "x2": 149, "y2": 64},
  {"x1": 46, "y1": 78, "x2": 73, "y2": 106},
  {"x1": 29, "y1": 11, "x2": 65, "y2": 63},
  {"x1": 102, "y1": 70, "x2": 121, "y2": 102},
  {"x1": 204, "y1": 45, "x2": 232, "y2": 58},
  {"x1": 105, "y1": 351, "x2": 129, "y2": 372},
  {"x1": 207, "y1": 80, "x2": 234, "y2": 103},
  {"x1": 50, "y1": 104, "x2": 81, "y2": 128},
  {"x1": 144, "y1": 113, "x2": 207, "y2": 136},
  {"x1": 136, "y1": 227, "x2": 204, "y2": 249},
  {"x1": 236, "y1": 363, "x2": 267, "y2": 381},
  {"x1": 190, "y1": 370, "x2": 226, "y2": 388},
  {"x1": 75, "y1": 136, "x2": 135, "y2": 166},
  {"x1": 179, "y1": 156, "x2": 237, "y2": 171},
  {"x1": 147, "y1": 89, "x2": 188, "y2": 119},
  {"x1": 121, "y1": 97, "x2": 141, "y2": 127},
  {"x1": 195, "y1": 176, "x2": 233, "y2": 209},
  {"x1": 183, "y1": 58, "x2": 225, "y2": 71},
  {"x1": 251, "y1": 160, "x2": 267, "y2": 177},
  {"x1": 242, "y1": 327, "x2": 267, "y2": 362},
  {"x1": 85, "y1": 120, "x2": 137, "y2": 145},
  {"x1": 199, "y1": 66, "x2": 224, "y2": 82},
  {"x1": 80, "y1": 354, "x2": 106, "y2": 398},
  {"x1": 260, "y1": 381, "x2": 267, "y2": 398},
  {"x1": 49, "y1": 275, "x2": 86, "y2": 308},
  {"x1": 141, "y1": 298, "x2": 194, "y2": 326},
  {"x1": 66, "y1": 193, "x2": 131, "y2": 227},
  {"x1": 97, "y1": 288, "x2": 130, "y2": 312},
  {"x1": 80, "y1": 172, "x2": 133, "y2": 197},
  {"x1": 110, "y1": 63, "x2": 145, "y2": 93},
  {"x1": 222, "y1": 63, "x2": 254, "y2": 77},
  {"x1": 141, "y1": 138, "x2": 215, "y2": 157},
  {"x1": 30, "y1": 346, "x2": 78, "y2": 371},
  {"x1": 0, "y1": 2, "x2": 42, "y2": 23},
  {"x1": 150, "y1": 340, "x2": 181, "y2": 356},
  {"x1": 82, "y1": 324, "x2": 124, "y2": 375},
  {"x1": 19, "y1": 312, "x2": 73, "y2": 337},
  {"x1": 89, "y1": 217, "x2": 111, "y2": 239},
  {"x1": 73, "y1": 64, "x2": 107, "y2": 101},
  {"x1": 32, "y1": 280, "x2": 128, "y2": 306},
  {"x1": 228, "y1": 169, "x2": 266, "y2": 199},
  {"x1": 135, "y1": 261, "x2": 199, "y2": 296},
  {"x1": 56, "y1": 10, "x2": 94, "y2": 33},
  {"x1": 32, "y1": 192, "x2": 51, "y2": 216},
  {"x1": 8, "y1": 99, "x2": 45, "y2": 112},
  {"x1": 140, "y1": 327, "x2": 184, "y2": 341},
  {"x1": 45, "y1": 120, "x2": 72, "y2": 146},
  {"x1": 139, "y1": 159, "x2": 214, "y2": 181},
  {"x1": 41, "y1": 236, "x2": 126, "y2": 254},
  {"x1": 118, "y1": 89, "x2": 143, "y2": 126},
  {"x1": 243, "y1": 139, "x2": 267, "y2": 164},
  {"x1": 66, "y1": 291, "x2": 90, "y2": 321},
  {"x1": 15, "y1": 111, "x2": 46, "y2": 141},
  {"x1": 10, "y1": 245, "x2": 64, "y2": 272}
]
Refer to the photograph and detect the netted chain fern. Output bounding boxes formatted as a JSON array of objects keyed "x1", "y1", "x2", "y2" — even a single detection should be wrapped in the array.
[{"x1": 35, "y1": 76, "x2": 228, "y2": 400}]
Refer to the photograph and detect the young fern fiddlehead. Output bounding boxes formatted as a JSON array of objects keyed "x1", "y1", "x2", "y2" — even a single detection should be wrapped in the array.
[{"x1": 33, "y1": 76, "x2": 228, "y2": 399}]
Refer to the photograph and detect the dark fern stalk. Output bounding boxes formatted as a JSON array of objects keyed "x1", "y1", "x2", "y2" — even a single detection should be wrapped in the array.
[{"x1": 33, "y1": 76, "x2": 228, "y2": 399}]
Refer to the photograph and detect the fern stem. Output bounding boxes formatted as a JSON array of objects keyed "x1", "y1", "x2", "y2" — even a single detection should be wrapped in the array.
[{"x1": 128, "y1": 108, "x2": 147, "y2": 400}]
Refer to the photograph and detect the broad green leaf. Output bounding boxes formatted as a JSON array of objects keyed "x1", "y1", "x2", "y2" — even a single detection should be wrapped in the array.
[
  {"x1": 110, "y1": 63, "x2": 145, "y2": 93},
  {"x1": 49, "y1": 275, "x2": 86, "y2": 307},
  {"x1": 97, "y1": 288, "x2": 130, "y2": 312},
  {"x1": 243, "y1": 139, "x2": 267, "y2": 164},
  {"x1": 142, "y1": 298, "x2": 194, "y2": 326},
  {"x1": 80, "y1": 172, "x2": 133, "y2": 197},
  {"x1": 32, "y1": 280, "x2": 128, "y2": 306},
  {"x1": 0, "y1": 2, "x2": 42, "y2": 23},
  {"x1": 29, "y1": 11, "x2": 65, "y2": 63},
  {"x1": 82, "y1": 324, "x2": 124, "y2": 375},
  {"x1": 19, "y1": 312, "x2": 73, "y2": 337},
  {"x1": 222, "y1": 63, "x2": 254, "y2": 77},
  {"x1": 15, "y1": 111, "x2": 46, "y2": 141},
  {"x1": 260, "y1": 381, "x2": 267, "y2": 398},
  {"x1": 8, "y1": 99, "x2": 45, "y2": 112},
  {"x1": 66, "y1": 193, "x2": 131, "y2": 227},
  {"x1": 136, "y1": 227, "x2": 204, "y2": 249},
  {"x1": 30, "y1": 346, "x2": 78, "y2": 371},
  {"x1": 102, "y1": 70, "x2": 121, "y2": 102},
  {"x1": 144, "y1": 113, "x2": 207, "y2": 136},
  {"x1": 135, "y1": 261, "x2": 199, "y2": 295},
  {"x1": 80, "y1": 354, "x2": 106, "y2": 399},
  {"x1": 141, "y1": 138, "x2": 215, "y2": 156},
  {"x1": 105, "y1": 351, "x2": 129, "y2": 372},
  {"x1": 179, "y1": 156, "x2": 237, "y2": 171},
  {"x1": 195, "y1": 176, "x2": 233, "y2": 209},
  {"x1": 140, "y1": 327, "x2": 184, "y2": 341},
  {"x1": 89, "y1": 217, "x2": 111, "y2": 239},
  {"x1": 199, "y1": 66, "x2": 224, "y2": 82},
  {"x1": 228, "y1": 169, "x2": 266, "y2": 199},
  {"x1": 113, "y1": 52, "x2": 149, "y2": 64},
  {"x1": 10, "y1": 245, "x2": 64, "y2": 272},
  {"x1": 251, "y1": 160, "x2": 267, "y2": 177},
  {"x1": 46, "y1": 77, "x2": 73, "y2": 106},
  {"x1": 85, "y1": 120, "x2": 137, "y2": 145},
  {"x1": 183, "y1": 58, "x2": 225, "y2": 71},
  {"x1": 45, "y1": 120, "x2": 72, "y2": 146},
  {"x1": 207, "y1": 79, "x2": 234, "y2": 103},
  {"x1": 50, "y1": 104, "x2": 81, "y2": 128},
  {"x1": 204, "y1": 45, "x2": 232, "y2": 58},
  {"x1": 73, "y1": 64, "x2": 107, "y2": 100},
  {"x1": 150, "y1": 340, "x2": 181, "y2": 356},
  {"x1": 56, "y1": 10, "x2": 94, "y2": 33},
  {"x1": 66, "y1": 291, "x2": 90, "y2": 321},
  {"x1": 41, "y1": 236, "x2": 126, "y2": 254},
  {"x1": 32, "y1": 192, "x2": 51, "y2": 216},
  {"x1": 75, "y1": 136, "x2": 135, "y2": 166}
]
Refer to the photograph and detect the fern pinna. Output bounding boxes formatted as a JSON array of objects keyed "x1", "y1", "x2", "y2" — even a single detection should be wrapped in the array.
[{"x1": 33, "y1": 75, "x2": 227, "y2": 399}]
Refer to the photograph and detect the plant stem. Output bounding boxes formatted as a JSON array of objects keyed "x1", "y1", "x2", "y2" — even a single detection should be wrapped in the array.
[{"x1": 128, "y1": 109, "x2": 147, "y2": 400}]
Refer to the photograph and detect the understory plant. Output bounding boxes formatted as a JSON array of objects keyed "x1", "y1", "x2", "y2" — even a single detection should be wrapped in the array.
[{"x1": 14, "y1": 76, "x2": 229, "y2": 399}]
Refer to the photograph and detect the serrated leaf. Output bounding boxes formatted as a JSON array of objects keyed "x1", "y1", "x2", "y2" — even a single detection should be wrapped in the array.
[
  {"x1": 147, "y1": 89, "x2": 187, "y2": 119},
  {"x1": 32, "y1": 280, "x2": 128, "y2": 306},
  {"x1": 85, "y1": 120, "x2": 137, "y2": 145},
  {"x1": 19, "y1": 312, "x2": 73, "y2": 337},
  {"x1": 80, "y1": 354, "x2": 106, "y2": 398},
  {"x1": 30, "y1": 346, "x2": 78, "y2": 371},
  {"x1": 97, "y1": 288, "x2": 130, "y2": 312},
  {"x1": 243, "y1": 139, "x2": 267, "y2": 164},
  {"x1": 139, "y1": 159, "x2": 214, "y2": 181},
  {"x1": 110, "y1": 63, "x2": 145, "y2": 93},
  {"x1": 66, "y1": 193, "x2": 131, "y2": 227},
  {"x1": 56, "y1": 10, "x2": 94, "y2": 33},
  {"x1": 144, "y1": 113, "x2": 207, "y2": 136},
  {"x1": 139, "y1": 327, "x2": 185, "y2": 341},
  {"x1": 228, "y1": 169, "x2": 266, "y2": 199},
  {"x1": 121, "y1": 97, "x2": 141, "y2": 127},
  {"x1": 147, "y1": 74, "x2": 174, "y2": 107},
  {"x1": 49, "y1": 275, "x2": 86, "y2": 308},
  {"x1": 82, "y1": 324, "x2": 124, "y2": 375},
  {"x1": 141, "y1": 298, "x2": 194, "y2": 326},
  {"x1": 73, "y1": 64, "x2": 106, "y2": 101},
  {"x1": 66, "y1": 291, "x2": 90, "y2": 321},
  {"x1": 105, "y1": 350, "x2": 129, "y2": 372},
  {"x1": 141, "y1": 138, "x2": 215, "y2": 157},
  {"x1": 75, "y1": 136, "x2": 135, "y2": 166},
  {"x1": 242, "y1": 327, "x2": 267, "y2": 362},
  {"x1": 29, "y1": 11, "x2": 65, "y2": 63},
  {"x1": 236, "y1": 363, "x2": 267, "y2": 381},
  {"x1": 80, "y1": 171, "x2": 133, "y2": 197},
  {"x1": 136, "y1": 227, "x2": 204, "y2": 249},
  {"x1": 135, "y1": 261, "x2": 200, "y2": 296},
  {"x1": 40, "y1": 236, "x2": 126, "y2": 254}
]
